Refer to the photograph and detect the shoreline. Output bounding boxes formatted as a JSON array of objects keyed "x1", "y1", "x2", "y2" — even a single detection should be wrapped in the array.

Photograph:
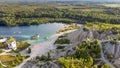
[{"x1": 15, "y1": 29, "x2": 77, "y2": 68}]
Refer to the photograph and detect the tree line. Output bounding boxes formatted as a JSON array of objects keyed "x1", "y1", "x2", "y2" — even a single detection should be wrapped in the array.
[{"x1": 0, "y1": 3, "x2": 120, "y2": 26}]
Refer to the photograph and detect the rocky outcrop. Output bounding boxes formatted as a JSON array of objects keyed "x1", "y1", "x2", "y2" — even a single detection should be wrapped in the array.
[
  {"x1": 22, "y1": 60, "x2": 60, "y2": 68},
  {"x1": 51, "y1": 44, "x2": 76, "y2": 59},
  {"x1": 102, "y1": 41, "x2": 120, "y2": 67},
  {"x1": 102, "y1": 41, "x2": 120, "y2": 59},
  {"x1": 114, "y1": 59, "x2": 120, "y2": 68},
  {"x1": 67, "y1": 27, "x2": 117, "y2": 43},
  {"x1": 67, "y1": 27, "x2": 99, "y2": 43}
]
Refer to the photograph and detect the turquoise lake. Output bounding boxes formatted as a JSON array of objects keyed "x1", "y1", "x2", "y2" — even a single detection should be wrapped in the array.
[{"x1": 0, "y1": 23, "x2": 65, "y2": 44}]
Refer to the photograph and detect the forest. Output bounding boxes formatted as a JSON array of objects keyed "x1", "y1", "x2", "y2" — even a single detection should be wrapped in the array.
[{"x1": 0, "y1": 2, "x2": 120, "y2": 26}]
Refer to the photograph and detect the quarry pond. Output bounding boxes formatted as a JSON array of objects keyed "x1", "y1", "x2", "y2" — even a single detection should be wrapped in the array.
[{"x1": 0, "y1": 23, "x2": 65, "y2": 44}]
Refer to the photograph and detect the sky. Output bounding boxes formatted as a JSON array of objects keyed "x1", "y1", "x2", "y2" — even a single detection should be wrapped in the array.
[{"x1": 0, "y1": 0, "x2": 120, "y2": 2}]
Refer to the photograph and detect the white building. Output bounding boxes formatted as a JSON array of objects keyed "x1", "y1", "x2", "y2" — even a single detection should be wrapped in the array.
[
  {"x1": 8, "y1": 41, "x2": 17, "y2": 50},
  {"x1": 0, "y1": 38, "x2": 7, "y2": 43}
]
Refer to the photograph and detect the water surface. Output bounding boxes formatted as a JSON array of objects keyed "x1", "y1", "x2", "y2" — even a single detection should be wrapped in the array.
[{"x1": 0, "y1": 23, "x2": 65, "y2": 44}]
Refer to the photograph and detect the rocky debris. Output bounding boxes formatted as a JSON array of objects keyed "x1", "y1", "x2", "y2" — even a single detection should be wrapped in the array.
[
  {"x1": 22, "y1": 59, "x2": 60, "y2": 68},
  {"x1": 40, "y1": 61, "x2": 60, "y2": 68},
  {"x1": 22, "y1": 59, "x2": 39, "y2": 68}
]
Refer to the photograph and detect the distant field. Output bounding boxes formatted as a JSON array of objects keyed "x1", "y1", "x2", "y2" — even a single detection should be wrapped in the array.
[{"x1": 103, "y1": 4, "x2": 120, "y2": 7}]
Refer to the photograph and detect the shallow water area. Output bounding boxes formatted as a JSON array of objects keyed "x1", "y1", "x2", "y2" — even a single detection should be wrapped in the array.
[{"x1": 0, "y1": 23, "x2": 65, "y2": 44}]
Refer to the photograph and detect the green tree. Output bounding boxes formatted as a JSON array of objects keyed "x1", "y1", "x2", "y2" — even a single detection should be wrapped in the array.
[
  {"x1": 101, "y1": 64, "x2": 110, "y2": 68},
  {"x1": 28, "y1": 47, "x2": 31, "y2": 54},
  {"x1": 0, "y1": 64, "x2": 2, "y2": 68}
]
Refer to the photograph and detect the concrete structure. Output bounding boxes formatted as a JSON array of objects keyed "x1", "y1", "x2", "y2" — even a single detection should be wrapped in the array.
[{"x1": 8, "y1": 41, "x2": 17, "y2": 50}]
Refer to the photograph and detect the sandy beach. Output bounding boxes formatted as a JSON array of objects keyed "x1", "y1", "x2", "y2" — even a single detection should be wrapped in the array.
[{"x1": 15, "y1": 29, "x2": 76, "y2": 68}]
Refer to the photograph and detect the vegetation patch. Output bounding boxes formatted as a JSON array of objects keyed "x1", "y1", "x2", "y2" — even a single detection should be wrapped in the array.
[
  {"x1": 0, "y1": 54, "x2": 29, "y2": 68},
  {"x1": 0, "y1": 50, "x2": 3, "y2": 54},
  {"x1": 57, "y1": 40, "x2": 105, "y2": 68},
  {"x1": 16, "y1": 40, "x2": 30, "y2": 52},
  {"x1": 55, "y1": 38, "x2": 70, "y2": 44},
  {"x1": 0, "y1": 3, "x2": 120, "y2": 26},
  {"x1": 85, "y1": 23, "x2": 120, "y2": 34},
  {"x1": 56, "y1": 46, "x2": 65, "y2": 49},
  {"x1": 103, "y1": 4, "x2": 120, "y2": 7},
  {"x1": 36, "y1": 52, "x2": 52, "y2": 61}
]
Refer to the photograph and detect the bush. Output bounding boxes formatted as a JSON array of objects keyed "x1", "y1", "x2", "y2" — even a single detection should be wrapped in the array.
[
  {"x1": 12, "y1": 61, "x2": 15, "y2": 66},
  {"x1": 83, "y1": 27, "x2": 89, "y2": 31},
  {"x1": 55, "y1": 38, "x2": 70, "y2": 44},
  {"x1": 0, "y1": 50, "x2": 3, "y2": 53},
  {"x1": 39, "y1": 55, "x2": 48, "y2": 61},
  {"x1": 47, "y1": 52, "x2": 52, "y2": 60},
  {"x1": 25, "y1": 55, "x2": 30, "y2": 58},
  {"x1": 0, "y1": 36, "x2": 4, "y2": 39},
  {"x1": 16, "y1": 53, "x2": 22, "y2": 58},
  {"x1": 0, "y1": 64, "x2": 2, "y2": 68},
  {"x1": 28, "y1": 47, "x2": 31, "y2": 54},
  {"x1": 16, "y1": 40, "x2": 30, "y2": 51},
  {"x1": 36, "y1": 55, "x2": 41, "y2": 60},
  {"x1": 36, "y1": 54, "x2": 52, "y2": 61},
  {"x1": 110, "y1": 39, "x2": 118, "y2": 44},
  {"x1": 57, "y1": 46, "x2": 65, "y2": 49},
  {"x1": 16, "y1": 57, "x2": 21, "y2": 63}
]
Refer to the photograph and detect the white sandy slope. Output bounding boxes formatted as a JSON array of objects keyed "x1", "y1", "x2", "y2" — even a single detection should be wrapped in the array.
[{"x1": 15, "y1": 29, "x2": 76, "y2": 68}]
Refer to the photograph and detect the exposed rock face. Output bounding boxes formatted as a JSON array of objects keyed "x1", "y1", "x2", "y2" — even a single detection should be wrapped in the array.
[
  {"x1": 102, "y1": 41, "x2": 120, "y2": 67},
  {"x1": 67, "y1": 27, "x2": 99, "y2": 43},
  {"x1": 100, "y1": 29, "x2": 117, "y2": 40},
  {"x1": 51, "y1": 44, "x2": 76, "y2": 59},
  {"x1": 103, "y1": 41, "x2": 120, "y2": 59},
  {"x1": 67, "y1": 27, "x2": 117, "y2": 43},
  {"x1": 22, "y1": 60, "x2": 39, "y2": 68},
  {"x1": 22, "y1": 60, "x2": 60, "y2": 68},
  {"x1": 114, "y1": 59, "x2": 120, "y2": 68}
]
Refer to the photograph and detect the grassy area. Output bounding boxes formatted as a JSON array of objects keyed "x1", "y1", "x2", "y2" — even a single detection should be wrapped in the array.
[
  {"x1": 16, "y1": 40, "x2": 30, "y2": 52},
  {"x1": 0, "y1": 54, "x2": 29, "y2": 68},
  {"x1": 103, "y1": 4, "x2": 120, "y2": 7},
  {"x1": 85, "y1": 23, "x2": 120, "y2": 34},
  {"x1": 0, "y1": 50, "x2": 3, "y2": 54},
  {"x1": 55, "y1": 35, "x2": 70, "y2": 44}
]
